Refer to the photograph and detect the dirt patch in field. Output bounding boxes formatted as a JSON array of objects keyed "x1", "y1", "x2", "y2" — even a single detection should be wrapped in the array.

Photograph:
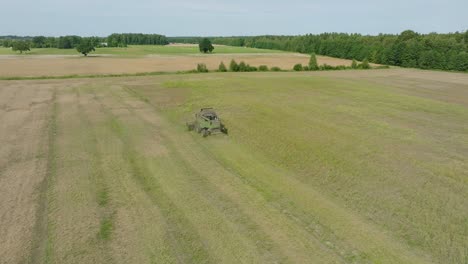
[{"x1": 0, "y1": 54, "x2": 362, "y2": 77}]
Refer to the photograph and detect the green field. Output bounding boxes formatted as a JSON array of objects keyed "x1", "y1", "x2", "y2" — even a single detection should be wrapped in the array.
[
  {"x1": 0, "y1": 45, "x2": 286, "y2": 56},
  {"x1": 1, "y1": 69, "x2": 467, "y2": 264}
]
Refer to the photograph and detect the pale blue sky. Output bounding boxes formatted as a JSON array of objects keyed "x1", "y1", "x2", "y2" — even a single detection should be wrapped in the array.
[{"x1": 1, "y1": 0, "x2": 467, "y2": 36}]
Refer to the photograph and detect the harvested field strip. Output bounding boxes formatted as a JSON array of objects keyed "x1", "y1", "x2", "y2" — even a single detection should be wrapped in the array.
[
  {"x1": 94, "y1": 86, "x2": 218, "y2": 263},
  {"x1": 44, "y1": 89, "x2": 58, "y2": 264},
  {"x1": 29, "y1": 88, "x2": 57, "y2": 264},
  {"x1": 103, "y1": 111, "x2": 213, "y2": 263},
  {"x1": 0, "y1": 84, "x2": 53, "y2": 264},
  {"x1": 45, "y1": 87, "x2": 108, "y2": 263},
  {"x1": 74, "y1": 87, "x2": 115, "y2": 260},
  {"x1": 82, "y1": 86, "x2": 174, "y2": 263}
]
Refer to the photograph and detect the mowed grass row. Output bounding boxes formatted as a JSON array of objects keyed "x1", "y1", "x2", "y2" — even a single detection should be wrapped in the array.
[
  {"x1": 131, "y1": 71, "x2": 468, "y2": 264},
  {"x1": 0, "y1": 45, "x2": 286, "y2": 56}
]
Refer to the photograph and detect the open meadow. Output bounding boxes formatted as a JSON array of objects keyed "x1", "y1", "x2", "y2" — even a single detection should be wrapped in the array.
[
  {"x1": 0, "y1": 68, "x2": 467, "y2": 264},
  {"x1": 0, "y1": 45, "x2": 367, "y2": 77}
]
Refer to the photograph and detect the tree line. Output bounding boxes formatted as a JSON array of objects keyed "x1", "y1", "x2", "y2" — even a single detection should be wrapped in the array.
[
  {"x1": 170, "y1": 30, "x2": 468, "y2": 72},
  {"x1": 1, "y1": 36, "x2": 103, "y2": 49},
  {"x1": 107, "y1": 33, "x2": 169, "y2": 47},
  {"x1": 195, "y1": 53, "x2": 379, "y2": 73},
  {"x1": 0, "y1": 33, "x2": 169, "y2": 49}
]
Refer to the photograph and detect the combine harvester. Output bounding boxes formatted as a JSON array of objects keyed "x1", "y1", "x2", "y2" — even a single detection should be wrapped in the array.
[{"x1": 187, "y1": 108, "x2": 228, "y2": 137}]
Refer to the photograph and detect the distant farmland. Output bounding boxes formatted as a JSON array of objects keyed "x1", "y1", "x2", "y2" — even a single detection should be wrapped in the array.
[
  {"x1": 1, "y1": 69, "x2": 467, "y2": 264},
  {"x1": 0, "y1": 44, "x2": 287, "y2": 56},
  {"x1": 0, "y1": 44, "x2": 372, "y2": 77}
]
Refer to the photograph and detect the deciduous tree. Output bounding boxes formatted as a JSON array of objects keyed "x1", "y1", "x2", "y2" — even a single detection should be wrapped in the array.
[
  {"x1": 32, "y1": 36, "x2": 46, "y2": 48},
  {"x1": 199, "y1": 38, "x2": 214, "y2": 53},
  {"x1": 229, "y1": 59, "x2": 239, "y2": 72},
  {"x1": 238, "y1": 61, "x2": 247, "y2": 72},
  {"x1": 12, "y1": 41, "x2": 30, "y2": 53},
  {"x1": 197, "y1": 63, "x2": 208, "y2": 72},
  {"x1": 218, "y1": 62, "x2": 227, "y2": 72},
  {"x1": 76, "y1": 39, "x2": 96, "y2": 56},
  {"x1": 360, "y1": 58, "x2": 371, "y2": 69},
  {"x1": 293, "y1": 64, "x2": 303, "y2": 71},
  {"x1": 309, "y1": 53, "x2": 319, "y2": 70}
]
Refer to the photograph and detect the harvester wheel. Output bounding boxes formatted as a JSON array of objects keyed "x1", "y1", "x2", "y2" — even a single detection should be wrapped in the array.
[
  {"x1": 187, "y1": 122, "x2": 195, "y2": 131},
  {"x1": 202, "y1": 129, "x2": 210, "y2": 137}
]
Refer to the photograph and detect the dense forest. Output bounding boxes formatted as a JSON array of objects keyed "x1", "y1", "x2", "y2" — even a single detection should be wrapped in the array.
[
  {"x1": 169, "y1": 30, "x2": 468, "y2": 71},
  {"x1": 167, "y1": 37, "x2": 203, "y2": 44},
  {"x1": 0, "y1": 33, "x2": 169, "y2": 49}
]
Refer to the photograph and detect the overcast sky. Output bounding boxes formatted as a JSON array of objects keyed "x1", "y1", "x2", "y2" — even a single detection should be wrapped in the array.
[{"x1": 1, "y1": 0, "x2": 467, "y2": 36}]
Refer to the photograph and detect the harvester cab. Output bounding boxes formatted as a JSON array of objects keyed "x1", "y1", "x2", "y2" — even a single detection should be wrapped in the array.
[{"x1": 187, "y1": 108, "x2": 228, "y2": 137}]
